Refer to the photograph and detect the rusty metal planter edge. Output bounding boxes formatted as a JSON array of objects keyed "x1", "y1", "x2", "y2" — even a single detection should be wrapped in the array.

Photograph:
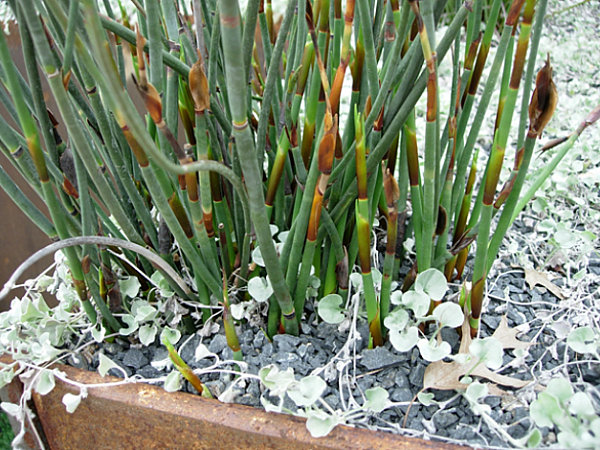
[{"x1": 2, "y1": 359, "x2": 466, "y2": 449}]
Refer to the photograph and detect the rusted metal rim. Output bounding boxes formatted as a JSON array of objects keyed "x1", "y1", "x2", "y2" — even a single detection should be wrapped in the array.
[{"x1": 4, "y1": 360, "x2": 466, "y2": 449}]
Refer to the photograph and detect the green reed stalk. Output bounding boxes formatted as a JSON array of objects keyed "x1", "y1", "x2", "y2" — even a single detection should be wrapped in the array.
[
  {"x1": 79, "y1": 66, "x2": 159, "y2": 249},
  {"x1": 517, "y1": 0, "x2": 549, "y2": 148},
  {"x1": 331, "y1": 0, "x2": 342, "y2": 70},
  {"x1": 452, "y1": 0, "x2": 504, "y2": 219},
  {"x1": 256, "y1": 0, "x2": 296, "y2": 192},
  {"x1": 487, "y1": 2, "x2": 551, "y2": 272},
  {"x1": 220, "y1": 260, "x2": 242, "y2": 361},
  {"x1": 300, "y1": 0, "x2": 329, "y2": 167},
  {"x1": 405, "y1": 111, "x2": 424, "y2": 268},
  {"x1": 380, "y1": 167, "x2": 400, "y2": 327},
  {"x1": 22, "y1": 4, "x2": 145, "y2": 247},
  {"x1": 355, "y1": 110, "x2": 382, "y2": 347},
  {"x1": 470, "y1": 0, "x2": 532, "y2": 337},
  {"x1": 409, "y1": 0, "x2": 438, "y2": 271},
  {"x1": 242, "y1": 0, "x2": 260, "y2": 77},
  {"x1": 284, "y1": 90, "x2": 328, "y2": 304},
  {"x1": 290, "y1": 16, "x2": 338, "y2": 321},
  {"x1": 295, "y1": 109, "x2": 337, "y2": 322},
  {"x1": 434, "y1": 77, "x2": 461, "y2": 272},
  {"x1": 73, "y1": 0, "x2": 226, "y2": 300},
  {"x1": 0, "y1": 166, "x2": 55, "y2": 237},
  {"x1": 164, "y1": 337, "x2": 212, "y2": 397},
  {"x1": 0, "y1": 121, "x2": 41, "y2": 191},
  {"x1": 220, "y1": 0, "x2": 298, "y2": 335},
  {"x1": 264, "y1": 43, "x2": 311, "y2": 218},
  {"x1": 445, "y1": 147, "x2": 479, "y2": 280},
  {"x1": 320, "y1": 0, "x2": 356, "y2": 298},
  {"x1": 356, "y1": 0, "x2": 379, "y2": 100},
  {"x1": 327, "y1": 6, "x2": 469, "y2": 224},
  {"x1": 330, "y1": 0, "x2": 355, "y2": 115}
]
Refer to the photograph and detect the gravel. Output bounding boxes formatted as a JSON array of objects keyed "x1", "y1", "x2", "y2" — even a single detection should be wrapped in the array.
[{"x1": 82, "y1": 233, "x2": 598, "y2": 449}]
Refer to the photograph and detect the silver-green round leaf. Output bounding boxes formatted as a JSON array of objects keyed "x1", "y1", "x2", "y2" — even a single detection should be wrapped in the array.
[
  {"x1": 389, "y1": 326, "x2": 419, "y2": 353},
  {"x1": 364, "y1": 387, "x2": 390, "y2": 412},
  {"x1": 390, "y1": 291, "x2": 403, "y2": 305},
  {"x1": 62, "y1": 393, "x2": 82, "y2": 413},
  {"x1": 251, "y1": 246, "x2": 265, "y2": 267},
  {"x1": 139, "y1": 324, "x2": 157, "y2": 346},
  {"x1": 317, "y1": 294, "x2": 345, "y2": 324},
  {"x1": 432, "y1": 302, "x2": 464, "y2": 328},
  {"x1": 417, "y1": 338, "x2": 451, "y2": 362},
  {"x1": 569, "y1": 392, "x2": 595, "y2": 419},
  {"x1": 417, "y1": 392, "x2": 436, "y2": 406},
  {"x1": 163, "y1": 370, "x2": 182, "y2": 392},
  {"x1": 530, "y1": 392, "x2": 562, "y2": 428},
  {"x1": 98, "y1": 353, "x2": 123, "y2": 377},
  {"x1": 259, "y1": 365, "x2": 296, "y2": 397},
  {"x1": 287, "y1": 376, "x2": 326, "y2": 407},
  {"x1": 545, "y1": 377, "x2": 574, "y2": 405},
  {"x1": 35, "y1": 370, "x2": 56, "y2": 395},
  {"x1": 160, "y1": 327, "x2": 181, "y2": 345},
  {"x1": 415, "y1": 268, "x2": 448, "y2": 301},
  {"x1": 383, "y1": 308, "x2": 409, "y2": 332},
  {"x1": 465, "y1": 381, "x2": 488, "y2": 403},
  {"x1": 248, "y1": 276, "x2": 273, "y2": 303},
  {"x1": 306, "y1": 410, "x2": 341, "y2": 438},
  {"x1": 567, "y1": 326, "x2": 597, "y2": 354},
  {"x1": 120, "y1": 276, "x2": 141, "y2": 299},
  {"x1": 402, "y1": 290, "x2": 430, "y2": 318}
]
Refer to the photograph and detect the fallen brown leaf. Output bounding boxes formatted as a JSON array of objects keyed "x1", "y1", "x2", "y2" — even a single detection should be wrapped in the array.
[
  {"x1": 423, "y1": 359, "x2": 526, "y2": 394},
  {"x1": 491, "y1": 316, "x2": 533, "y2": 351},
  {"x1": 524, "y1": 268, "x2": 565, "y2": 300},
  {"x1": 423, "y1": 318, "x2": 531, "y2": 393}
]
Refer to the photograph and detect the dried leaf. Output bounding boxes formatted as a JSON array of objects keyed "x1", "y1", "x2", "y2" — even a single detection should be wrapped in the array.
[
  {"x1": 491, "y1": 316, "x2": 533, "y2": 351},
  {"x1": 140, "y1": 82, "x2": 163, "y2": 123},
  {"x1": 423, "y1": 359, "x2": 521, "y2": 394},
  {"x1": 383, "y1": 168, "x2": 400, "y2": 209},
  {"x1": 135, "y1": 26, "x2": 148, "y2": 89},
  {"x1": 317, "y1": 113, "x2": 337, "y2": 174},
  {"x1": 470, "y1": 363, "x2": 529, "y2": 389},
  {"x1": 524, "y1": 268, "x2": 565, "y2": 300},
  {"x1": 528, "y1": 54, "x2": 558, "y2": 137},
  {"x1": 189, "y1": 53, "x2": 210, "y2": 113},
  {"x1": 423, "y1": 319, "x2": 530, "y2": 392}
]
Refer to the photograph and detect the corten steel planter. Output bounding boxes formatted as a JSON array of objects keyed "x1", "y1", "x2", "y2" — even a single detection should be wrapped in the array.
[{"x1": 4, "y1": 361, "x2": 466, "y2": 450}]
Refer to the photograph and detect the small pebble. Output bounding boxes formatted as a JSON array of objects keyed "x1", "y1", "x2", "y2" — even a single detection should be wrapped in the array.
[
  {"x1": 394, "y1": 372, "x2": 410, "y2": 389},
  {"x1": 121, "y1": 348, "x2": 148, "y2": 369},
  {"x1": 391, "y1": 388, "x2": 413, "y2": 402},
  {"x1": 208, "y1": 334, "x2": 228, "y2": 354},
  {"x1": 273, "y1": 334, "x2": 301, "y2": 353},
  {"x1": 408, "y1": 364, "x2": 426, "y2": 388},
  {"x1": 360, "y1": 347, "x2": 403, "y2": 371}
]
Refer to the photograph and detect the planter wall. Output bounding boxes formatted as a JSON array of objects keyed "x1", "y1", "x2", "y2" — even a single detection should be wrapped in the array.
[{"x1": 5, "y1": 361, "x2": 465, "y2": 449}]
